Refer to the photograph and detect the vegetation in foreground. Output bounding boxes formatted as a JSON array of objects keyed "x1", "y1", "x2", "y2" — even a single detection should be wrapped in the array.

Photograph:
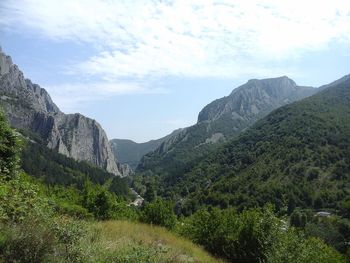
[
  {"x1": 0, "y1": 104, "x2": 348, "y2": 263},
  {"x1": 0, "y1": 110, "x2": 219, "y2": 262},
  {"x1": 89, "y1": 220, "x2": 221, "y2": 262}
]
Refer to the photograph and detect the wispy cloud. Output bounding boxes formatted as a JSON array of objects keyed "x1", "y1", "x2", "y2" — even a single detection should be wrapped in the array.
[
  {"x1": 47, "y1": 81, "x2": 169, "y2": 112},
  {"x1": 1, "y1": 0, "x2": 350, "y2": 105}
]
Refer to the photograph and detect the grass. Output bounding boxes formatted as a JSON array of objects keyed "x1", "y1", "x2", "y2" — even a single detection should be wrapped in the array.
[{"x1": 82, "y1": 220, "x2": 223, "y2": 263}]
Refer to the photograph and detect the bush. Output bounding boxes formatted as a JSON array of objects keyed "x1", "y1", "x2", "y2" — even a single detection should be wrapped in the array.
[
  {"x1": 0, "y1": 219, "x2": 55, "y2": 263},
  {"x1": 179, "y1": 206, "x2": 279, "y2": 263},
  {"x1": 179, "y1": 205, "x2": 345, "y2": 263},
  {"x1": 0, "y1": 110, "x2": 19, "y2": 179},
  {"x1": 82, "y1": 181, "x2": 116, "y2": 220},
  {"x1": 52, "y1": 216, "x2": 87, "y2": 262},
  {"x1": 54, "y1": 202, "x2": 93, "y2": 219},
  {"x1": 141, "y1": 198, "x2": 177, "y2": 229},
  {"x1": 268, "y1": 230, "x2": 345, "y2": 263},
  {"x1": 113, "y1": 202, "x2": 140, "y2": 221},
  {"x1": 0, "y1": 172, "x2": 47, "y2": 223}
]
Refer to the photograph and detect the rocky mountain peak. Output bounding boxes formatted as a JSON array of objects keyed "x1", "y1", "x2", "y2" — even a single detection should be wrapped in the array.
[
  {"x1": 0, "y1": 51, "x2": 13, "y2": 76},
  {"x1": 0, "y1": 48, "x2": 122, "y2": 176},
  {"x1": 198, "y1": 76, "x2": 315, "y2": 123}
]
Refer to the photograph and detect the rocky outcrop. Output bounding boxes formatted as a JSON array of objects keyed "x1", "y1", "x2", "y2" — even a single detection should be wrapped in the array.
[
  {"x1": 119, "y1": 163, "x2": 134, "y2": 177},
  {"x1": 0, "y1": 47, "x2": 121, "y2": 176},
  {"x1": 198, "y1": 76, "x2": 316, "y2": 123}
]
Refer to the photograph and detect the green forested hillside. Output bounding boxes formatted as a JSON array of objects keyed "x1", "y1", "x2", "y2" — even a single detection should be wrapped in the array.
[
  {"x1": 19, "y1": 130, "x2": 131, "y2": 197},
  {"x1": 176, "y1": 75, "x2": 350, "y2": 215},
  {"x1": 134, "y1": 75, "x2": 350, "y2": 218},
  {"x1": 135, "y1": 77, "x2": 317, "y2": 200}
]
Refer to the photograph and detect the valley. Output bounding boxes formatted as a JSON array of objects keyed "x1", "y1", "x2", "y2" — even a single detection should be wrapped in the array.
[{"x1": 1, "y1": 31, "x2": 350, "y2": 263}]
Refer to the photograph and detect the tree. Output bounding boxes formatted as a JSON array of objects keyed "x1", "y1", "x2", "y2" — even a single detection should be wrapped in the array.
[
  {"x1": 0, "y1": 110, "x2": 19, "y2": 179},
  {"x1": 82, "y1": 180, "x2": 115, "y2": 220},
  {"x1": 141, "y1": 198, "x2": 177, "y2": 229}
]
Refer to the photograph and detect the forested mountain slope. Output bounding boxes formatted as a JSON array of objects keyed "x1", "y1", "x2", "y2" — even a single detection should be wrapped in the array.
[
  {"x1": 176, "y1": 74, "x2": 350, "y2": 214},
  {"x1": 19, "y1": 130, "x2": 131, "y2": 197},
  {"x1": 135, "y1": 76, "x2": 317, "y2": 199}
]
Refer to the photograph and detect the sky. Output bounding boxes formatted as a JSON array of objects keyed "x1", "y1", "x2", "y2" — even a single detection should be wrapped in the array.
[{"x1": 0, "y1": 0, "x2": 349, "y2": 142}]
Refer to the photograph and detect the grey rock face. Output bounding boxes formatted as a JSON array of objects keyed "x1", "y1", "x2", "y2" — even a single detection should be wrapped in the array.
[
  {"x1": 119, "y1": 163, "x2": 134, "y2": 177},
  {"x1": 0, "y1": 48, "x2": 121, "y2": 176},
  {"x1": 198, "y1": 76, "x2": 316, "y2": 123}
]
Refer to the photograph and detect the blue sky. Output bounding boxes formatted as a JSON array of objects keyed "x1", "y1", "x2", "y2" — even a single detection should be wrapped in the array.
[{"x1": 0, "y1": 0, "x2": 349, "y2": 142}]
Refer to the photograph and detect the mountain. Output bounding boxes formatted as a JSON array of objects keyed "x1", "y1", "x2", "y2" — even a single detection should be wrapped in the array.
[
  {"x1": 171, "y1": 74, "x2": 350, "y2": 215},
  {"x1": 136, "y1": 76, "x2": 318, "y2": 193},
  {"x1": 110, "y1": 129, "x2": 182, "y2": 169},
  {"x1": 198, "y1": 76, "x2": 316, "y2": 123},
  {"x1": 20, "y1": 129, "x2": 130, "y2": 196},
  {"x1": 0, "y1": 47, "x2": 122, "y2": 176}
]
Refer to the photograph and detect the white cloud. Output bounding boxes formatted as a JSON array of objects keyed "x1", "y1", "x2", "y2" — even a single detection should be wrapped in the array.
[
  {"x1": 1, "y1": 0, "x2": 350, "y2": 84},
  {"x1": 46, "y1": 81, "x2": 169, "y2": 112}
]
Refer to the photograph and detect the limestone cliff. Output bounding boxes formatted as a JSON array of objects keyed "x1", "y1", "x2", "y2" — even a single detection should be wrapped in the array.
[{"x1": 0, "y1": 47, "x2": 121, "y2": 176}]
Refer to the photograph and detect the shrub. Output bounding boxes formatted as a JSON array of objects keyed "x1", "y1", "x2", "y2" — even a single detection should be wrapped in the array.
[
  {"x1": 0, "y1": 218, "x2": 56, "y2": 263},
  {"x1": 0, "y1": 110, "x2": 19, "y2": 179},
  {"x1": 268, "y1": 230, "x2": 345, "y2": 263},
  {"x1": 141, "y1": 198, "x2": 177, "y2": 229},
  {"x1": 179, "y1": 206, "x2": 279, "y2": 263},
  {"x1": 82, "y1": 180, "x2": 117, "y2": 220},
  {"x1": 52, "y1": 216, "x2": 87, "y2": 262}
]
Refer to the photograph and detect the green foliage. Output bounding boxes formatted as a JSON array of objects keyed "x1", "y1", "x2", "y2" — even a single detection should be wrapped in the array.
[
  {"x1": 52, "y1": 216, "x2": 87, "y2": 261},
  {"x1": 0, "y1": 110, "x2": 19, "y2": 179},
  {"x1": 304, "y1": 216, "x2": 350, "y2": 254},
  {"x1": 81, "y1": 180, "x2": 139, "y2": 221},
  {"x1": 20, "y1": 130, "x2": 131, "y2": 198},
  {"x1": 290, "y1": 210, "x2": 308, "y2": 228},
  {"x1": 113, "y1": 202, "x2": 140, "y2": 221},
  {"x1": 136, "y1": 78, "x2": 350, "y2": 219},
  {"x1": 179, "y1": 206, "x2": 345, "y2": 262},
  {"x1": 135, "y1": 115, "x2": 249, "y2": 201},
  {"x1": 0, "y1": 219, "x2": 55, "y2": 263},
  {"x1": 268, "y1": 231, "x2": 344, "y2": 263},
  {"x1": 179, "y1": 206, "x2": 280, "y2": 262},
  {"x1": 0, "y1": 172, "x2": 47, "y2": 223},
  {"x1": 82, "y1": 180, "x2": 116, "y2": 220},
  {"x1": 104, "y1": 245, "x2": 166, "y2": 263},
  {"x1": 141, "y1": 198, "x2": 177, "y2": 229},
  {"x1": 339, "y1": 197, "x2": 350, "y2": 219}
]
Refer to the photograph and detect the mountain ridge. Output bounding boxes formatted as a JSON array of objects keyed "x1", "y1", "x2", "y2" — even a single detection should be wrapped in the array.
[
  {"x1": 136, "y1": 76, "x2": 318, "y2": 187},
  {"x1": 0, "y1": 48, "x2": 122, "y2": 176},
  {"x1": 170, "y1": 74, "x2": 350, "y2": 214}
]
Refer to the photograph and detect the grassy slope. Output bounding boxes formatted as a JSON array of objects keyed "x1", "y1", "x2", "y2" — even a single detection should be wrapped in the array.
[{"x1": 85, "y1": 220, "x2": 223, "y2": 263}]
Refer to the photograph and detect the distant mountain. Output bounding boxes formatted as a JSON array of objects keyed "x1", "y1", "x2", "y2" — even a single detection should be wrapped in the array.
[
  {"x1": 0, "y1": 47, "x2": 122, "y2": 176},
  {"x1": 163, "y1": 74, "x2": 350, "y2": 215},
  {"x1": 136, "y1": 76, "x2": 318, "y2": 190},
  {"x1": 110, "y1": 129, "x2": 182, "y2": 169},
  {"x1": 198, "y1": 76, "x2": 316, "y2": 123}
]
